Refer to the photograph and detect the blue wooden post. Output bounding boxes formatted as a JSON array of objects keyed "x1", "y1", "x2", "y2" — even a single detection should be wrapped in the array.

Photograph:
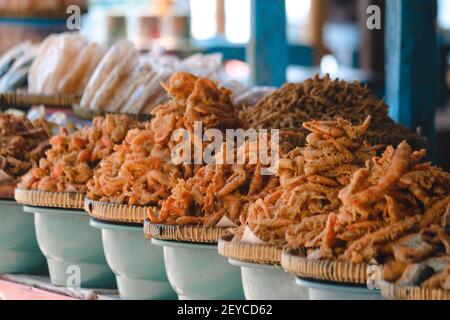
[
  {"x1": 386, "y1": 0, "x2": 438, "y2": 157},
  {"x1": 248, "y1": 0, "x2": 288, "y2": 87}
]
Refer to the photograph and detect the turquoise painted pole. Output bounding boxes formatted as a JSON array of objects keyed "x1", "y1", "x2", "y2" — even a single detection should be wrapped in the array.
[
  {"x1": 248, "y1": 0, "x2": 288, "y2": 87},
  {"x1": 386, "y1": 0, "x2": 438, "y2": 157}
]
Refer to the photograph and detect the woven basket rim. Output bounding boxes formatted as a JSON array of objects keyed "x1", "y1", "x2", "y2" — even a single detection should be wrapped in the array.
[
  {"x1": 0, "y1": 93, "x2": 80, "y2": 109},
  {"x1": 217, "y1": 235, "x2": 283, "y2": 265},
  {"x1": 380, "y1": 280, "x2": 450, "y2": 300},
  {"x1": 72, "y1": 104, "x2": 152, "y2": 121},
  {"x1": 281, "y1": 248, "x2": 370, "y2": 285},
  {"x1": 14, "y1": 188, "x2": 84, "y2": 209},
  {"x1": 84, "y1": 198, "x2": 149, "y2": 224},
  {"x1": 0, "y1": 8, "x2": 88, "y2": 19},
  {"x1": 144, "y1": 220, "x2": 231, "y2": 244}
]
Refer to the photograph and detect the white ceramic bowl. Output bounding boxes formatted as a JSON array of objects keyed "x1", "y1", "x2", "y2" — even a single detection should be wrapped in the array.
[
  {"x1": 228, "y1": 259, "x2": 309, "y2": 300},
  {"x1": 23, "y1": 206, "x2": 116, "y2": 289},
  {"x1": 0, "y1": 200, "x2": 46, "y2": 274},
  {"x1": 295, "y1": 277, "x2": 383, "y2": 300},
  {"x1": 151, "y1": 239, "x2": 245, "y2": 300},
  {"x1": 90, "y1": 219, "x2": 176, "y2": 300}
]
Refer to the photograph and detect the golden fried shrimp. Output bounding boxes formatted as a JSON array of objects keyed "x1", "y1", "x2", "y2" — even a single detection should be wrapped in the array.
[
  {"x1": 19, "y1": 115, "x2": 140, "y2": 194},
  {"x1": 353, "y1": 141, "x2": 412, "y2": 206},
  {"x1": 420, "y1": 195, "x2": 450, "y2": 228},
  {"x1": 340, "y1": 215, "x2": 421, "y2": 263}
]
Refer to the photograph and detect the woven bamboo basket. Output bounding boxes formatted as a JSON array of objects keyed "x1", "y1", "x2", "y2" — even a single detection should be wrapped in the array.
[
  {"x1": 0, "y1": 93, "x2": 80, "y2": 110},
  {"x1": 281, "y1": 248, "x2": 370, "y2": 285},
  {"x1": 14, "y1": 188, "x2": 84, "y2": 209},
  {"x1": 218, "y1": 235, "x2": 283, "y2": 265},
  {"x1": 84, "y1": 199, "x2": 148, "y2": 224},
  {"x1": 380, "y1": 280, "x2": 450, "y2": 300},
  {"x1": 72, "y1": 104, "x2": 152, "y2": 121},
  {"x1": 144, "y1": 220, "x2": 231, "y2": 244}
]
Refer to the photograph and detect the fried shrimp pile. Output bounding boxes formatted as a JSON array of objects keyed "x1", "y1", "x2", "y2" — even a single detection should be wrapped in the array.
[
  {"x1": 148, "y1": 131, "x2": 302, "y2": 226},
  {"x1": 233, "y1": 117, "x2": 379, "y2": 246},
  {"x1": 240, "y1": 74, "x2": 417, "y2": 142},
  {"x1": 19, "y1": 115, "x2": 140, "y2": 193},
  {"x1": 88, "y1": 72, "x2": 245, "y2": 207},
  {"x1": 87, "y1": 124, "x2": 184, "y2": 205},
  {"x1": 307, "y1": 141, "x2": 450, "y2": 264},
  {"x1": 0, "y1": 113, "x2": 53, "y2": 198}
]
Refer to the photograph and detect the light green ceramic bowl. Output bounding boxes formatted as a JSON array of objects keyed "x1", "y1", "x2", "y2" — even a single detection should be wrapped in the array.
[
  {"x1": 151, "y1": 238, "x2": 245, "y2": 300},
  {"x1": 0, "y1": 200, "x2": 47, "y2": 274},
  {"x1": 228, "y1": 259, "x2": 309, "y2": 300},
  {"x1": 90, "y1": 219, "x2": 176, "y2": 300},
  {"x1": 295, "y1": 277, "x2": 383, "y2": 300},
  {"x1": 23, "y1": 206, "x2": 116, "y2": 289}
]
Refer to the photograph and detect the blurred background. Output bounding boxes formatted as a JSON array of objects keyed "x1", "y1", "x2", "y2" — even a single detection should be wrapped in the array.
[{"x1": 0, "y1": 0, "x2": 449, "y2": 169}]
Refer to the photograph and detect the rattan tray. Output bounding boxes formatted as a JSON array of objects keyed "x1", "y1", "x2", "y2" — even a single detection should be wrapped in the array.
[
  {"x1": 14, "y1": 188, "x2": 84, "y2": 209},
  {"x1": 72, "y1": 104, "x2": 152, "y2": 121},
  {"x1": 281, "y1": 248, "x2": 369, "y2": 285},
  {"x1": 218, "y1": 235, "x2": 283, "y2": 265},
  {"x1": 380, "y1": 280, "x2": 450, "y2": 300},
  {"x1": 0, "y1": 93, "x2": 79, "y2": 110},
  {"x1": 84, "y1": 199, "x2": 148, "y2": 224},
  {"x1": 144, "y1": 220, "x2": 231, "y2": 244}
]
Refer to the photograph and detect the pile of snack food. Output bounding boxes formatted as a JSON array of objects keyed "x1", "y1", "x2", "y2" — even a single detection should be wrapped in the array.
[
  {"x1": 28, "y1": 33, "x2": 105, "y2": 96},
  {"x1": 240, "y1": 74, "x2": 417, "y2": 143},
  {"x1": 79, "y1": 40, "x2": 169, "y2": 115},
  {"x1": 0, "y1": 112, "x2": 52, "y2": 198},
  {"x1": 19, "y1": 115, "x2": 140, "y2": 193},
  {"x1": 304, "y1": 142, "x2": 450, "y2": 263},
  {"x1": 87, "y1": 72, "x2": 245, "y2": 209},
  {"x1": 148, "y1": 131, "x2": 302, "y2": 227},
  {"x1": 231, "y1": 117, "x2": 382, "y2": 246}
]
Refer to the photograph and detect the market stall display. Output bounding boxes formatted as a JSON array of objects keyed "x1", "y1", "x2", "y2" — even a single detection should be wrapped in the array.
[{"x1": 0, "y1": 0, "x2": 444, "y2": 303}]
